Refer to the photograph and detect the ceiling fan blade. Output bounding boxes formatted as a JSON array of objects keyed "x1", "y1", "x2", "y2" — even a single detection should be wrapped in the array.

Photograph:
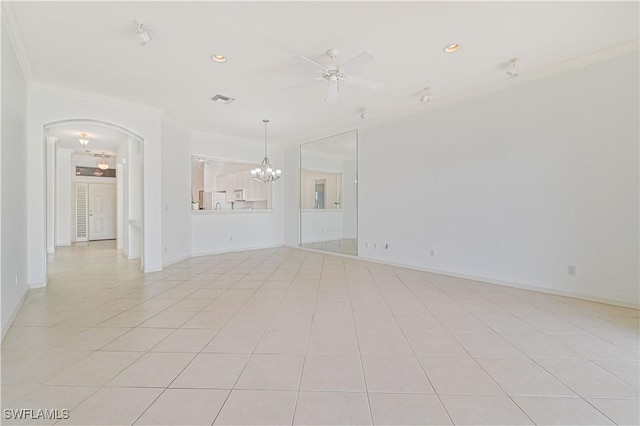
[
  {"x1": 326, "y1": 80, "x2": 339, "y2": 103},
  {"x1": 284, "y1": 77, "x2": 325, "y2": 89},
  {"x1": 295, "y1": 55, "x2": 329, "y2": 73},
  {"x1": 340, "y1": 51, "x2": 375, "y2": 72},
  {"x1": 344, "y1": 75, "x2": 384, "y2": 90}
]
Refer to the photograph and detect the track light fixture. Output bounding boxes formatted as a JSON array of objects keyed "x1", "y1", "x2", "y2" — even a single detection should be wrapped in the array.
[
  {"x1": 135, "y1": 20, "x2": 152, "y2": 46},
  {"x1": 506, "y1": 58, "x2": 519, "y2": 78},
  {"x1": 419, "y1": 87, "x2": 432, "y2": 103}
]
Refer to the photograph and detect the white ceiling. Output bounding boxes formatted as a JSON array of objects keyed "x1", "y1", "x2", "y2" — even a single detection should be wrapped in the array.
[
  {"x1": 7, "y1": 1, "x2": 639, "y2": 144},
  {"x1": 47, "y1": 123, "x2": 126, "y2": 157}
]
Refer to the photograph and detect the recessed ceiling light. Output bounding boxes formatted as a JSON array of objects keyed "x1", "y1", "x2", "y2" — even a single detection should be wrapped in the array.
[
  {"x1": 443, "y1": 43, "x2": 461, "y2": 53},
  {"x1": 211, "y1": 54, "x2": 227, "y2": 63}
]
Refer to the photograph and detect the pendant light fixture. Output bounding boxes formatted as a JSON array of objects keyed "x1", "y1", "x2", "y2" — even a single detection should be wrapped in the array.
[
  {"x1": 97, "y1": 153, "x2": 110, "y2": 170},
  {"x1": 78, "y1": 132, "x2": 90, "y2": 146},
  {"x1": 251, "y1": 119, "x2": 281, "y2": 183}
]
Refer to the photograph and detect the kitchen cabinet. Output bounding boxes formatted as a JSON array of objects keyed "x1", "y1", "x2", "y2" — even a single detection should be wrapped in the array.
[
  {"x1": 217, "y1": 170, "x2": 268, "y2": 202},
  {"x1": 246, "y1": 177, "x2": 268, "y2": 201}
]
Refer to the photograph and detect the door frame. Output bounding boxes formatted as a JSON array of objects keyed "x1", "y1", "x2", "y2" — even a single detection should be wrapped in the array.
[{"x1": 44, "y1": 119, "x2": 145, "y2": 274}]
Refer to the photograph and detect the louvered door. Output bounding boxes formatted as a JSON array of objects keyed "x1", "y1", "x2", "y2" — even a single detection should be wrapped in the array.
[{"x1": 75, "y1": 183, "x2": 88, "y2": 242}]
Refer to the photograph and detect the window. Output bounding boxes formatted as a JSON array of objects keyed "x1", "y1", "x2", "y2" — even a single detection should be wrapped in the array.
[{"x1": 191, "y1": 156, "x2": 272, "y2": 210}]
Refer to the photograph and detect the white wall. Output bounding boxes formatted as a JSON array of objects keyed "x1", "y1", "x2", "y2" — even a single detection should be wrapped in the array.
[
  {"x1": 190, "y1": 131, "x2": 284, "y2": 255},
  {"x1": 27, "y1": 86, "x2": 163, "y2": 283},
  {"x1": 161, "y1": 117, "x2": 192, "y2": 265},
  {"x1": 54, "y1": 148, "x2": 73, "y2": 246},
  {"x1": 1, "y1": 22, "x2": 29, "y2": 336},
  {"x1": 116, "y1": 141, "x2": 128, "y2": 253},
  {"x1": 358, "y1": 53, "x2": 639, "y2": 306},
  {"x1": 283, "y1": 144, "x2": 300, "y2": 246}
]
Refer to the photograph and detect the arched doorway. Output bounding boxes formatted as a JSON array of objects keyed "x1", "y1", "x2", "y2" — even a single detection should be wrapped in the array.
[{"x1": 43, "y1": 119, "x2": 145, "y2": 277}]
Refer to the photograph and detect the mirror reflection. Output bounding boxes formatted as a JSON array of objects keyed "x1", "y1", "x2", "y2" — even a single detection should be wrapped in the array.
[{"x1": 300, "y1": 130, "x2": 357, "y2": 255}]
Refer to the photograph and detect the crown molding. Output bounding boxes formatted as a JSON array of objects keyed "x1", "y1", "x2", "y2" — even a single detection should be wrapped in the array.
[
  {"x1": 287, "y1": 40, "x2": 640, "y2": 146},
  {"x1": 1, "y1": 2, "x2": 34, "y2": 85},
  {"x1": 31, "y1": 81, "x2": 166, "y2": 114}
]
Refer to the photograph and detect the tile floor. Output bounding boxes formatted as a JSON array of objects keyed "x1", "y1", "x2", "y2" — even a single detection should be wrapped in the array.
[
  {"x1": 301, "y1": 239, "x2": 358, "y2": 256},
  {"x1": 1, "y1": 240, "x2": 638, "y2": 425}
]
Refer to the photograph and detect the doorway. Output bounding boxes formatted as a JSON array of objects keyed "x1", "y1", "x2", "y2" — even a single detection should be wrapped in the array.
[
  {"x1": 74, "y1": 183, "x2": 117, "y2": 241},
  {"x1": 44, "y1": 119, "x2": 145, "y2": 277}
]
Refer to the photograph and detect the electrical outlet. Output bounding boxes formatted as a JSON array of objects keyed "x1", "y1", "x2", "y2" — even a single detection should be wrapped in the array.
[
  {"x1": 164, "y1": 245, "x2": 168, "y2": 252},
  {"x1": 385, "y1": 243, "x2": 389, "y2": 249},
  {"x1": 373, "y1": 243, "x2": 377, "y2": 249},
  {"x1": 430, "y1": 249, "x2": 435, "y2": 257},
  {"x1": 229, "y1": 236, "x2": 233, "y2": 242},
  {"x1": 364, "y1": 242, "x2": 369, "y2": 248},
  {"x1": 568, "y1": 265, "x2": 576, "y2": 276}
]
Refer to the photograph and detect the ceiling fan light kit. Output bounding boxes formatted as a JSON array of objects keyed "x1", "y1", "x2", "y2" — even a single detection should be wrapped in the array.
[{"x1": 294, "y1": 48, "x2": 384, "y2": 103}]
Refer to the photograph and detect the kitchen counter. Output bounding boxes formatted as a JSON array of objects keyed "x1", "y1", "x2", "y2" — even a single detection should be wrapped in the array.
[{"x1": 192, "y1": 209, "x2": 274, "y2": 214}]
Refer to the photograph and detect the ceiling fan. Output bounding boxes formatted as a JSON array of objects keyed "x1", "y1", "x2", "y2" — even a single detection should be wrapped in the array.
[{"x1": 291, "y1": 49, "x2": 384, "y2": 103}]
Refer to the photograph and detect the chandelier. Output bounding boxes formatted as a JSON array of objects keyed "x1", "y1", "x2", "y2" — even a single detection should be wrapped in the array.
[
  {"x1": 97, "y1": 153, "x2": 109, "y2": 170},
  {"x1": 251, "y1": 119, "x2": 281, "y2": 183},
  {"x1": 78, "y1": 132, "x2": 90, "y2": 146}
]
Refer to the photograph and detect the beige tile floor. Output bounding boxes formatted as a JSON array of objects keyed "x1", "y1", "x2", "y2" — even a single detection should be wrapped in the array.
[
  {"x1": 301, "y1": 239, "x2": 358, "y2": 256},
  {"x1": 1, "y1": 240, "x2": 639, "y2": 425}
]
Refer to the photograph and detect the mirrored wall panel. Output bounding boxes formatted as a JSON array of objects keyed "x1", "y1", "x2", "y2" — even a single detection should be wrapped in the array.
[{"x1": 300, "y1": 130, "x2": 357, "y2": 255}]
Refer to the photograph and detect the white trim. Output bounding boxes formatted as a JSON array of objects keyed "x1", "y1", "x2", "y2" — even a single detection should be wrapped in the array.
[
  {"x1": 1, "y1": 285, "x2": 29, "y2": 341},
  {"x1": 300, "y1": 237, "x2": 351, "y2": 244},
  {"x1": 356, "y1": 254, "x2": 639, "y2": 310},
  {"x1": 191, "y1": 243, "x2": 283, "y2": 258},
  {"x1": 144, "y1": 266, "x2": 163, "y2": 273},
  {"x1": 29, "y1": 281, "x2": 46, "y2": 289},
  {"x1": 162, "y1": 254, "x2": 191, "y2": 268},
  {"x1": 286, "y1": 40, "x2": 640, "y2": 146},
  {"x1": 1, "y1": 2, "x2": 33, "y2": 85},
  {"x1": 31, "y1": 82, "x2": 165, "y2": 114}
]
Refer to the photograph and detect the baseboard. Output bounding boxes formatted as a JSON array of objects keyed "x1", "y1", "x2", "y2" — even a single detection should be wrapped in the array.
[
  {"x1": 1, "y1": 285, "x2": 29, "y2": 341},
  {"x1": 300, "y1": 237, "x2": 357, "y2": 244},
  {"x1": 162, "y1": 254, "x2": 191, "y2": 268},
  {"x1": 286, "y1": 244, "x2": 361, "y2": 261},
  {"x1": 144, "y1": 266, "x2": 163, "y2": 273},
  {"x1": 29, "y1": 281, "x2": 46, "y2": 289},
  {"x1": 191, "y1": 243, "x2": 284, "y2": 258},
  {"x1": 356, "y1": 255, "x2": 639, "y2": 310}
]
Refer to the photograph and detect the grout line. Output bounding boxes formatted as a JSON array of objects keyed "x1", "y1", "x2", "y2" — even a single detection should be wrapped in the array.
[
  {"x1": 291, "y1": 250, "x2": 321, "y2": 426},
  {"x1": 349, "y1": 261, "x2": 376, "y2": 426}
]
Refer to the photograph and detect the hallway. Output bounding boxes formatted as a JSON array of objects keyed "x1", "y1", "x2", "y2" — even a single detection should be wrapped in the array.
[{"x1": 1, "y1": 244, "x2": 638, "y2": 425}]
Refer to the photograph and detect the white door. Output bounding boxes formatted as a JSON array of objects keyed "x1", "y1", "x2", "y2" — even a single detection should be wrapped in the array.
[{"x1": 89, "y1": 184, "x2": 116, "y2": 240}]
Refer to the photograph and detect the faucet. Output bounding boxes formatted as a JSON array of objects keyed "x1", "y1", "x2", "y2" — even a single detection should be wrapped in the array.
[{"x1": 215, "y1": 202, "x2": 222, "y2": 210}]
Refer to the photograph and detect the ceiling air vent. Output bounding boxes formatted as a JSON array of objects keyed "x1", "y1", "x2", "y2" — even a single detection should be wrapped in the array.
[{"x1": 210, "y1": 94, "x2": 236, "y2": 105}]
